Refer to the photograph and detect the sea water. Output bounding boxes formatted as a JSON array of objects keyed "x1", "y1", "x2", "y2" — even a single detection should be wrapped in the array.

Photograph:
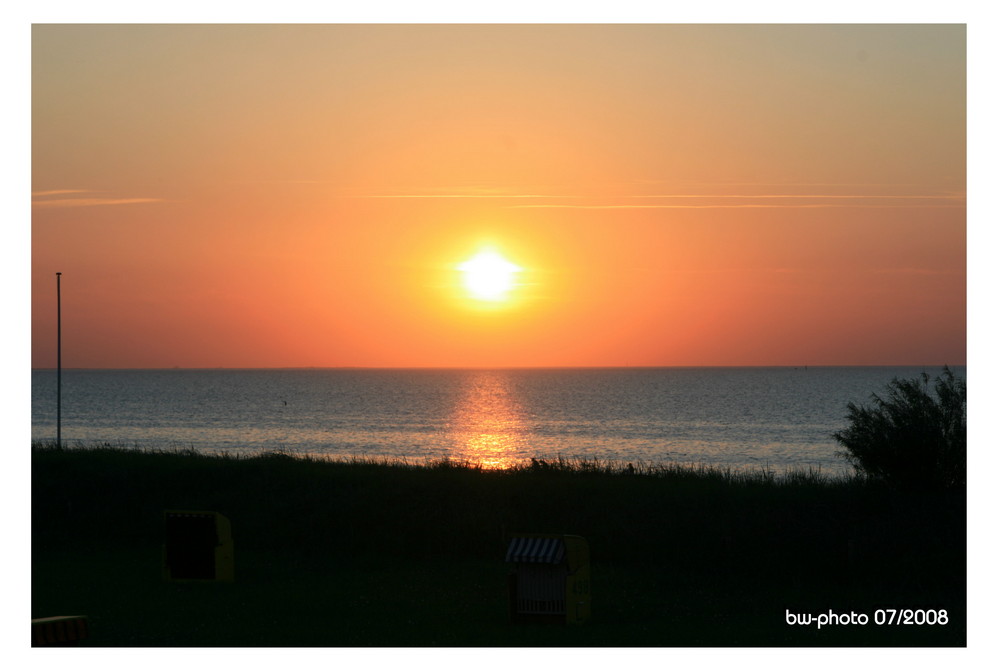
[{"x1": 30, "y1": 366, "x2": 962, "y2": 474}]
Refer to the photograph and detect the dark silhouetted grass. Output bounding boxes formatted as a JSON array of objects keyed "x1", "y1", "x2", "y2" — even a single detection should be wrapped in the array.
[{"x1": 32, "y1": 442, "x2": 965, "y2": 647}]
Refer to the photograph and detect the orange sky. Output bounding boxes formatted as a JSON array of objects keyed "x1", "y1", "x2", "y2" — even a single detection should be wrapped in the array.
[{"x1": 30, "y1": 24, "x2": 966, "y2": 368}]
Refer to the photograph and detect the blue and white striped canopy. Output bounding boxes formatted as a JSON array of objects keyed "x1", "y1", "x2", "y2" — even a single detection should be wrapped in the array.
[{"x1": 505, "y1": 536, "x2": 566, "y2": 564}]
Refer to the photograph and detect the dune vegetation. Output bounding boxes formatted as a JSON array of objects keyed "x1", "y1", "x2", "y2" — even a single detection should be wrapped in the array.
[{"x1": 31, "y1": 442, "x2": 964, "y2": 647}]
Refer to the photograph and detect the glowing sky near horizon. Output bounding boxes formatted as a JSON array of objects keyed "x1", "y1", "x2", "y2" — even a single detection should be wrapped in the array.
[{"x1": 31, "y1": 24, "x2": 965, "y2": 368}]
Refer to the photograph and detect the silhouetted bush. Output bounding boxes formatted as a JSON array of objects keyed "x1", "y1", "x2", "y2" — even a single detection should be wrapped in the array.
[{"x1": 833, "y1": 367, "x2": 966, "y2": 491}]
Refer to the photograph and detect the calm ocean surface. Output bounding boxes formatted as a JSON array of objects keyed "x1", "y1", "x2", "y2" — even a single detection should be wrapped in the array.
[{"x1": 30, "y1": 367, "x2": 963, "y2": 474}]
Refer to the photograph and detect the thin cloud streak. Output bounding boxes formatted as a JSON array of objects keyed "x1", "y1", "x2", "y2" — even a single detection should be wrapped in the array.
[
  {"x1": 353, "y1": 194, "x2": 964, "y2": 202},
  {"x1": 33, "y1": 198, "x2": 164, "y2": 209},
  {"x1": 626, "y1": 194, "x2": 965, "y2": 200},
  {"x1": 32, "y1": 189, "x2": 92, "y2": 197},
  {"x1": 338, "y1": 189, "x2": 964, "y2": 204},
  {"x1": 352, "y1": 194, "x2": 558, "y2": 199},
  {"x1": 508, "y1": 203, "x2": 965, "y2": 210},
  {"x1": 870, "y1": 267, "x2": 963, "y2": 276}
]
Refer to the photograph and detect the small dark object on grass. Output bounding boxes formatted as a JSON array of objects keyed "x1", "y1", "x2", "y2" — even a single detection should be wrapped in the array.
[
  {"x1": 32, "y1": 615, "x2": 88, "y2": 647},
  {"x1": 833, "y1": 366, "x2": 965, "y2": 491}
]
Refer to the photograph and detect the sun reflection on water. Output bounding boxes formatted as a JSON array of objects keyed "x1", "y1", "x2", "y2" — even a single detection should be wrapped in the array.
[{"x1": 449, "y1": 372, "x2": 528, "y2": 470}]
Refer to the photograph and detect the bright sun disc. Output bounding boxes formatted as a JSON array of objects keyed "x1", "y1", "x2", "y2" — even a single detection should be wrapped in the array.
[{"x1": 458, "y1": 250, "x2": 522, "y2": 302}]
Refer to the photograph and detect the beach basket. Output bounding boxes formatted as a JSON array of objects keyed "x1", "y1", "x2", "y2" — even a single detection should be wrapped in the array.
[
  {"x1": 31, "y1": 615, "x2": 88, "y2": 646},
  {"x1": 505, "y1": 534, "x2": 590, "y2": 625},
  {"x1": 163, "y1": 511, "x2": 234, "y2": 582}
]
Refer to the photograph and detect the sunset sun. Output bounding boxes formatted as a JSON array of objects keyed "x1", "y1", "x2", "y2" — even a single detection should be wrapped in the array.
[{"x1": 458, "y1": 250, "x2": 522, "y2": 302}]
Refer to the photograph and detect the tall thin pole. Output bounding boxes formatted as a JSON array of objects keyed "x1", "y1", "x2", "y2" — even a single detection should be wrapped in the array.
[{"x1": 56, "y1": 272, "x2": 62, "y2": 449}]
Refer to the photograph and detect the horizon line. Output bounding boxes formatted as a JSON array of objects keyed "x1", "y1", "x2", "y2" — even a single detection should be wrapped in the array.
[{"x1": 31, "y1": 363, "x2": 965, "y2": 371}]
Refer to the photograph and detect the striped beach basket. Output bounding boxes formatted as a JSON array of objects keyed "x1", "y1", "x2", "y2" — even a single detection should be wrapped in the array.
[{"x1": 505, "y1": 534, "x2": 590, "y2": 625}]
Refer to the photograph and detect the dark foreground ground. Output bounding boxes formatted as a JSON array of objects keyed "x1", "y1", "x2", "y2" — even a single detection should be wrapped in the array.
[{"x1": 31, "y1": 445, "x2": 966, "y2": 647}]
